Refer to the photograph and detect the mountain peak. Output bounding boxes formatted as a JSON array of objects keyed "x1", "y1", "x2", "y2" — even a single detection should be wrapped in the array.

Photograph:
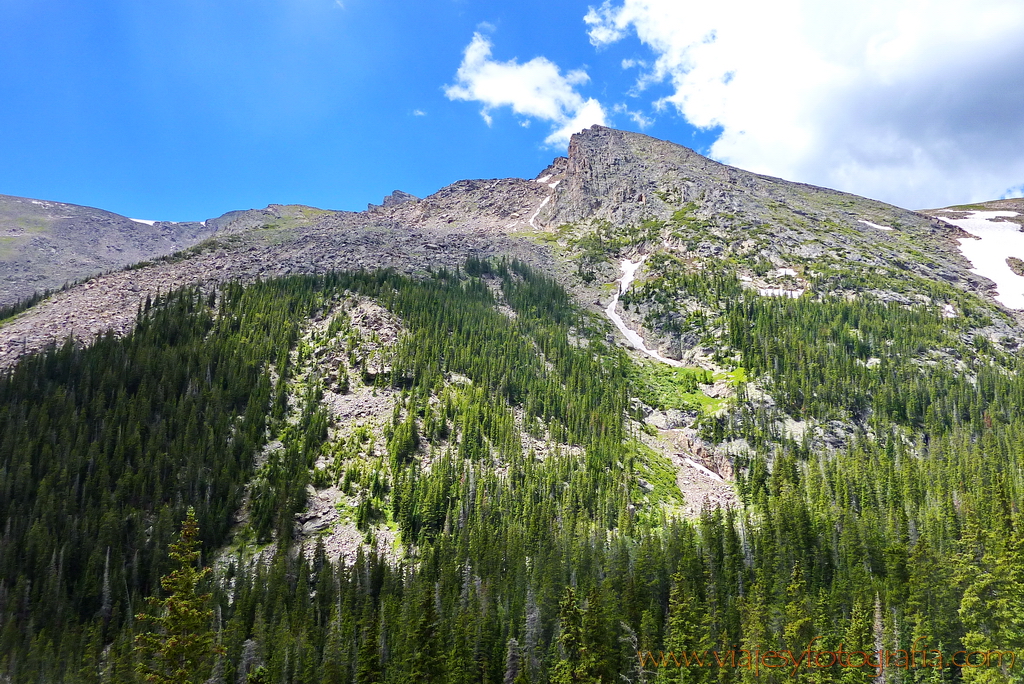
[{"x1": 529, "y1": 126, "x2": 985, "y2": 307}]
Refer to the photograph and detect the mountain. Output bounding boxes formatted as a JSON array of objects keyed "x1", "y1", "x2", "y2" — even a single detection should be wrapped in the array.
[
  {"x1": 0, "y1": 194, "x2": 219, "y2": 307},
  {"x1": 4, "y1": 126, "x2": 1018, "y2": 368},
  {"x1": 0, "y1": 195, "x2": 374, "y2": 309},
  {"x1": 2, "y1": 126, "x2": 1024, "y2": 684},
  {"x1": 547, "y1": 126, "x2": 980, "y2": 290}
]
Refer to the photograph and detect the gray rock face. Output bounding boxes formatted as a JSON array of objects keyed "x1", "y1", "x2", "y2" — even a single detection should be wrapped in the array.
[
  {"x1": 534, "y1": 157, "x2": 568, "y2": 181},
  {"x1": 367, "y1": 190, "x2": 419, "y2": 211},
  {"x1": 645, "y1": 409, "x2": 696, "y2": 430},
  {"x1": 383, "y1": 190, "x2": 418, "y2": 207},
  {"x1": 376, "y1": 178, "x2": 549, "y2": 232},
  {"x1": 544, "y1": 125, "x2": 954, "y2": 239},
  {"x1": 543, "y1": 125, "x2": 686, "y2": 228}
]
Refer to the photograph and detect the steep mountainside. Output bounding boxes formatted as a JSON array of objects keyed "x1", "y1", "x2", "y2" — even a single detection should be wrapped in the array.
[
  {"x1": 3, "y1": 127, "x2": 1024, "y2": 684},
  {"x1": 541, "y1": 127, "x2": 993, "y2": 301}
]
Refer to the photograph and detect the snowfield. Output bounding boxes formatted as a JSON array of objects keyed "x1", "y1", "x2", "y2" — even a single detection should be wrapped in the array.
[
  {"x1": 941, "y1": 210, "x2": 1024, "y2": 310},
  {"x1": 527, "y1": 196, "x2": 550, "y2": 229}
]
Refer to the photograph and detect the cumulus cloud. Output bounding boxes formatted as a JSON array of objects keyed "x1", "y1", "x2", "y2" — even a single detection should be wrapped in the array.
[
  {"x1": 585, "y1": 0, "x2": 1024, "y2": 208},
  {"x1": 445, "y1": 32, "x2": 607, "y2": 147}
]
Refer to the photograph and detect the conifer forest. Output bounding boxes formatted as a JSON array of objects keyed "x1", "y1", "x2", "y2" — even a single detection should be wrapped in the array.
[{"x1": 2, "y1": 251, "x2": 1024, "y2": 684}]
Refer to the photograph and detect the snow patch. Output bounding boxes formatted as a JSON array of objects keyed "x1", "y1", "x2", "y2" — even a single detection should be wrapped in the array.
[
  {"x1": 942, "y1": 210, "x2": 1024, "y2": 309},
  {"x1": 859, "y1": 219, "x2": 894, "y2": 231},
  {"x1": 528, "y1": 195, "x2": 551, "y2": 229},
  {"x1": 684, "y1": 457, "x2": 724, "y2": 482},
  {"x1": 130, "y1": 218, "x2": 157, "y2": 226},
  {"x1": 605, "y1": 258, "x2": 683, "y2": 366},
  {"x1": 535, "y1": 175, "x2": 552, "y2": 184}
]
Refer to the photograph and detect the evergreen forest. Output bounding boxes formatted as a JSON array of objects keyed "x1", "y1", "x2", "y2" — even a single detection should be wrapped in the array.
[{"x1": 2, "y1": 256, "x2": 1024, "y2": 684}]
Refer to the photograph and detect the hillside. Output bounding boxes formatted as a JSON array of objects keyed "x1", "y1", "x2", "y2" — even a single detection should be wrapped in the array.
[
  {"x1": 0, "y1": 194, "x2": 223, "y2": 307},
  {"x1": 2, "y1": 127, "x2": 1024, "y2": 684}
]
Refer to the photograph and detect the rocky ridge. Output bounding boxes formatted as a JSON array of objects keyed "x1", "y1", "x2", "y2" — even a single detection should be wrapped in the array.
[
  {"x1": 5, "y1": 126, "x2": 1007, "y2": 364},
  {"x1": 0, "y1": 191, "x2": 562, "y2": 369},
  {"x1": 542, "y1": 127, "x2": 988, "y2": 297}
]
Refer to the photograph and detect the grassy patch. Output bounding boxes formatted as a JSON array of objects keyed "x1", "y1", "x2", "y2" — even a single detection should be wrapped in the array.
[
  {"x1": 715, "y1": 367, "x2": 748, "y2": 386},
  {"x1": 949, "y1": 203, "x2": 991, "y2": 211},
  {"x1": 297, "y1": 206, "x2": 331, "y2": 219},
  {"x1": 17, "y1": 217, "x2": 49, "y2": 233},
  {"x1": 631, "y1": 360, "x2": 719, "y2": 412},
  {"x1": 681, "y1": 391, "x2": 727, "y2": 414},
  {"x1": 0, "y1": 235, "x2": 22, "y2": 258},
  {"x1": 633, "y1": 442, "x2": 682, "y2": 508},
  {"x1": 516, "y1": 226, "x2": 563, "y2": 246}
]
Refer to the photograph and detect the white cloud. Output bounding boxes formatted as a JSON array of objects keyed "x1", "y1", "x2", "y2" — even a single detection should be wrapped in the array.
[
  {"x1": 1004, "y1": 185, "x2": 1024, "y2": 200},
  {"x1": 445, "y1": 33, "x2": 607, "y2": 147},
  {"x1": 412, "y1": 109, "x2": 426, "y2": 116},
  {"x1": 585, "y1": 0, "x2": 1024, "y2": 209},
  {"x1": 613, "y1": 103, "x2": 654, "y2": 129}
]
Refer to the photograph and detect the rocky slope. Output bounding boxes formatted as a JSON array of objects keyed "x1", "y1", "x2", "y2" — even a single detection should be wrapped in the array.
[
  {"x1": 0, "y1": 194, "x2": 223, "y2": 306},
  {"x1": 0, "y1": 193, "x2": 561, "y2": 369},
  {"x1": 541, "y1": 127, "x2": 990, "y2": 299}
]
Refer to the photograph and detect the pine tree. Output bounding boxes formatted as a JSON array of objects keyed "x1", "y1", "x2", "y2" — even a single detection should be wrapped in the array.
[
  {"x1": 551, "y1": 587, "x2": 600, "y2": 684},
  {"x1": 134, "y1": 507, "x2": 224, "y2": 684},
  {"x1": 664, "y1": 572, "x2": 712, "y2": 684},
  {"x1": 404, "y1": 586, "x2": 443, "y2": 684}
]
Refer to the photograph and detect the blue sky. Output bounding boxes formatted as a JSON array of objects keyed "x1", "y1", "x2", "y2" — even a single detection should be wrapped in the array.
[{"x1": 1, "y1": 0, "x2": 1022, "y2": 221}]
